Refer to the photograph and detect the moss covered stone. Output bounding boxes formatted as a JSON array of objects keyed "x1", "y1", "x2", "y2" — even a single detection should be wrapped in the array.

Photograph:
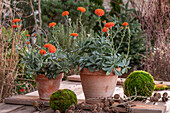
[
  {"x1": 123, "y1": 71, "x2": 155, "y2": 98},
  {"x1": 49, "y1": 89, "x2": 77, "y2": 112}
]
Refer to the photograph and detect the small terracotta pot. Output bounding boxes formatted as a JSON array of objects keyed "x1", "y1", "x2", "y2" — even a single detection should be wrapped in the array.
[
  {"x1": 80, "y1": 68, "x2": 121, "y2": 104},
  {"x1": 34, "y1": 73, "x2": 63, "y2": 100}
]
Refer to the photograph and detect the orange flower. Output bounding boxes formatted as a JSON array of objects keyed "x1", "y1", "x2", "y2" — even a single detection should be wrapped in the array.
[
  {"x1": 12, "y1": 19, "x2": 21, "y2": 23},
  {"x1": 49, "y1": 22, "x2": 56, "y2": 27},
  {"x1": 12, "y1": 25, "x2": 17, "y2": 28},
  {"x1": 44, "y1": 44, "x2": 52, "y2": 48},
  {"x1": 48, "y1": 45, "x2": 56, "y2": 53},
  {"x1": 102, "y1": 20, "x2": 106, "y2": 23},
  {"x1": 26, "y1": 34, "x2": 30, "y2": 37},
  {"x1": 95, "y1": 9, "x2": 105, "y2": 16},
  {"x1": 122, "y1": 22, "x2": 129, "y2": 26},
  {"x1": 62, "y1": 11, "x2": 69, "y2": 16},
  {"x1": 126, "y1": 26, "x2": 129, "y2": 29},
  {"x1": 27, "y1": 42, "x2": 30, "y2": 44},
  {"x1": 39, "y1": 49, "x2": 46, "y2": 55},
  {"x1": 121, "y1": 26, "x2": 124, "y2": 29},
  {"x1": 105, "y1": 22, "x2": 115, "y2": 28},
  {"x1": 34, "y1": 33, "x2": 37, "y2": 36},
  {"x1": 77, "y1": 7, "x2": 86, "y2": 13},
  {"x1": 102, "y1": 27, "x2": 108, "y2": 32},
  {"x1": 70, "y1": 33, "x2": 79, "y2": 37}
]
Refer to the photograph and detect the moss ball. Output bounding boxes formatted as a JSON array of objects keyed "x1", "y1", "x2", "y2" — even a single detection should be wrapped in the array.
[
  {"x1": 49, "y1": 89, "x2": 77, "y2": 112},
  {"x1": 123, "y1": 71, "x2": 155, "y2": 99}
]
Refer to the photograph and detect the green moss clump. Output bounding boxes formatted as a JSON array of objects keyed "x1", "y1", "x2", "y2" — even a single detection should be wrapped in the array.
[
  {"x1": 123, "y1": 71, "x2": 155, "y2": 99},
  {"x1": 49, "y1": 89, "x2": 77, "y2": 112}
]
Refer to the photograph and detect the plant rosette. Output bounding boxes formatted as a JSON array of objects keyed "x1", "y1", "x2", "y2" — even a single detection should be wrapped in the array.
[
  {"x1": 20, "y1": 43, "x2": 70, "y2": 100},
  {"x1": 21, "y1": 44, "x2": 69, "y2": 79},
  {"x1": 73, "y1": 17, "x2": 131, "y2": 103}
]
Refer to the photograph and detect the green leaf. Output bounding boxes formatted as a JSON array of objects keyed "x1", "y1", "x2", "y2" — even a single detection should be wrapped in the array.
[
  {"x1": 114, "y1": 68, "x2": 122, "y2": 76},
  {"x1": 106, "y1": 65, "x2": 114, "y2": 75},
  {"x1": 122, "y1": 68, "x2": 126, "y2": 74},
  {"x1": 88, "y1": 67, "x2": 94, "y2": 72}
]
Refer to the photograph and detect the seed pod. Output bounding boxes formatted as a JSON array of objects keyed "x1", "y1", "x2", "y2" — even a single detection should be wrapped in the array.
[
  {"x1": 104, "y1": 106, "x2": 110, "y2": 111},
  {"x1": 163, "y1": 92, "x2": 168, "y2": 97},
  {"x1": 158, "y1": 93, "x2": 161, "y2": 99},
  {"x1": 104, "y1": 100, "x2": 110, "y2": 107},
  {"x1": 150, "y1": 97, "x2": 153, "y2": 102},
  {"x1": 92, "y1": 104, "x2": 97, "y2": 111},
  {"x1": 92, "y1": 110, "x2": 98, "y2": 113},
  {"x1": 114, "y1": 94, "x2": 120, "y2": 99},
  {"x1": 69, "y1": 104, "x2": 76, "y2": 110},
  {"x1": 97, "y1": 107, "x2": 102, "y2": 112},
  {"x1": 162, "y1": 97, "x2": 168, "y2": 102},
  {"x1": 153, "y1": 96, "x2": 159, "y2": 102},
  {"x1": 55, "y1": 110, "x2": 61, "y2": 113},
  {"x1": 153, "y1": 93, "x2": 158, "y2": 97},
  {"x1": 100, "y1": 103, "x2": 104, "y2": 108}
]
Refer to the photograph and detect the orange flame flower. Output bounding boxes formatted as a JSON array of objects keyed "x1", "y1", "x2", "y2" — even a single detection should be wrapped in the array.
[
  {"x1": 12, "y1": 19, "x2": 21, "y2": 23},
  {"x1": 34, "y1": 33, "x2": 37, "y2": 36},
  {"x1": 105, "y1": 22, "x2": 115, "y2": 28},
  {"x1": 122, "y1": 22, "x2": 129, "y2": 26},
  {"x1": 48, "y1": 45, "x2": 56, "y2": 53},
  {"x1": 95, "y1": 9, "x2": 105, "y2": 16},
  {"x1": 102, "y1": 20, "x2": 106, "y2": 23},
  {"x1": 12, "y1": 25, "x2": 17, "y2": 28},
  {"x1": 77, "y1": 7, "x2": 86, "y2": 13},
  {"x1": 102, "y1": 27, "x2": 108, "y2": 32},
  {"x1": 26, "y1": 34, "x2": 30, "y2": 37},
  {"x1": 44, "y1": 44, "x2": 53, "y2": 48},
  {"x1": 40, "y1": 49, "x2": 46, "y2": 55},
  {"x1": 62, "y1": 11, "x2": 69, "y2": 16},
  {"x1": 70, "y1": 33, "x2": 79, "y2": 37},
  {"x1": 49, "y1": 22, "x2": 56, "y2": 27},
  {"x1": 27, "y1": 42, "x2": 30, "y2": 44}
]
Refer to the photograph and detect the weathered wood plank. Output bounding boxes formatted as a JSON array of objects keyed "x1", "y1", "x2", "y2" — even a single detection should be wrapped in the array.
[
  {"x1": 4, "y1": 95, "x2": 50, "y2": 106},
  {"x1": 0, "y1": 103, "x2": 24, "y2": 113},
  {"x1": 9, "y1": 106, "x2": 37, "y2": 113}
]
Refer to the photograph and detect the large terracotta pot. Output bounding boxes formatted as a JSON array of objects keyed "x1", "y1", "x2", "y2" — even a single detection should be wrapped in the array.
[
  {"x1": 34, "y1": 73, "x2": 63, "y2": 100},
  {"x1": 80, "y1": 68, "x2": 121, "y2": 104}
]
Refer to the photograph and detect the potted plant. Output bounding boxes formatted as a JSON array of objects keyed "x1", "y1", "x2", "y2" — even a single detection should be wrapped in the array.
[
  {"x1": 73, "y1": 9, "x2": 131, "y2": 104},
  {"x1": 18, "y1": 21, "x2": 70, "y2": 100},
  {"x1": 20, "y1": 42, "x2": 69, "y2": 100}
]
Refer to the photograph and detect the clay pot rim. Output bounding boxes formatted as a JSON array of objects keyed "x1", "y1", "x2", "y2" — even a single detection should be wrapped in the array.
[
  {"x1": 34, "y1": 73, "x2": 63, "y2": 80},
  {"x1": 80, "y1": 68, "x2": 121, "y2": 76}
]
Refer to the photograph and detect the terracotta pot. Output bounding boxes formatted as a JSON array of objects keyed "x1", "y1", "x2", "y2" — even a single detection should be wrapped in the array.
[
  {"x1": 80, "y1": 68, "x2": 121, "y2": 104},
  {"x1": 34, "y1": 73, "x2": 63, "y2": 100}
]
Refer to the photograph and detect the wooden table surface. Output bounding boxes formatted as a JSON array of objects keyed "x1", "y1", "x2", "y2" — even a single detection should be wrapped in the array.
[{"x1": 1, "y1": 80, "x2": 170, "y2": 113}]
